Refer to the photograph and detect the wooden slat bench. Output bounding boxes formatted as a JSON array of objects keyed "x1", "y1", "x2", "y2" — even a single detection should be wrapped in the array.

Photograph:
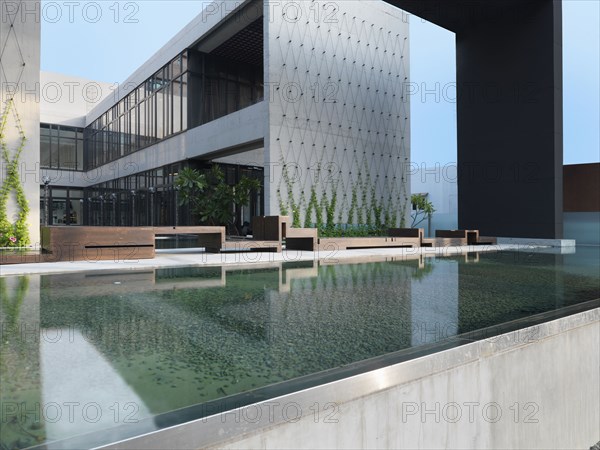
[{"x1": 41, "y1": 226, "x2": 156, "y2": 262}]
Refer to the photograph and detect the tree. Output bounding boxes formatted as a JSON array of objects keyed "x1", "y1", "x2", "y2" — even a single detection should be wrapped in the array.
[
  {"x1": 175, "y1": 165, "x2": 260, "y2": 234},
  {"x1": 410, "y1": 194, "x2": 435, "y2": 228}
]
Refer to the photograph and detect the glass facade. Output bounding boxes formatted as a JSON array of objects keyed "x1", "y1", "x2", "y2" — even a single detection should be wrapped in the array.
[
  {"x1": 86, "y1": 52, "x2": 189, "y2": 170},
  {"x1": 77, "y1": 162, "x2": 263, "y2": 229},
  {"x1": 84, "y1": 51, "x2": 264, "y2": 171},
  {"x1": 39, "y1": 186, "x2": 84, "y2": 225},
  {"x1": 83, "y1": 163, "x2": 186, "y2": 227},
  {"x1": 40, "y1": 124, "x2": 84, "y2": 171}
]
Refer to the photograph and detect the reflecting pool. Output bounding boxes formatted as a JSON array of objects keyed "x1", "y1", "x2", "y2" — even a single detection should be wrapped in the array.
[{"x1": 1, "y1": 247, "x2": 599, "y2": 448}]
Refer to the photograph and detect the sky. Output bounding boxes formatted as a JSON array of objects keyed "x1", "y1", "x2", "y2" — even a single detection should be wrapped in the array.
[{"x1": 41, "y1": 1, "x2": 600, "y2": 166}]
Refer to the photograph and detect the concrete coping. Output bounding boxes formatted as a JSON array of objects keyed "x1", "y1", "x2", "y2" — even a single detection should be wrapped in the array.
[{"x1": 496, "y1": 237, "x2": 577, "y2": 248}]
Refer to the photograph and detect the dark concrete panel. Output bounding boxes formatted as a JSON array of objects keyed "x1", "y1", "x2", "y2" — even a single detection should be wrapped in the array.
[
  {"x1": 455, "y1": 1, "x2": 563, "y2": 238},
  {"x1": 388, "y1": 0, "x2": 563, "y2": 238}
]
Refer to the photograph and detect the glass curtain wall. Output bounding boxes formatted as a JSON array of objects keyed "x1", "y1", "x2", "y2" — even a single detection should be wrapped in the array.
[
  {"x1": 85, "y1": 50, "x2": 264, "y2": 171},
  {"x1": 40, "y1": 124, "x2": 85, "y2": 171},
  {"x1": 85, "y1": 52, "x2": 189, "y2": 170},
  {"x1": 82, "y1": 162, "x2": 263, "y2": 229},
  {"x1": 39, "y1": 187, "x2": 84, "y2": 225},
  {"x1": 83, "y1": 163, "x2": 188, "y2": 227}
]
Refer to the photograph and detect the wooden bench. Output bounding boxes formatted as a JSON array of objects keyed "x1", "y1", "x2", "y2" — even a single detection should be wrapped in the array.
[
  {"x1": 41, "y1": 226, "x2": 156, "y2": 262},
  {"x1": 421, "y1": 229, "x2": 497, "y2": 247},
  {"x1": 316, "y1": 236, "x2": 419, "y2": 251},
  {"x1": 286, "y1": 226, "x2": 422, "y2": 252},
  {"x1": 284, "y1": 227, "x2": 319, "y2": 251},
  {"x1": 152, "y1": 226, "x2": 225, "y2": 253},
  {"x1": 251, "y1": 216, "x2": 318, "y2": 252}
]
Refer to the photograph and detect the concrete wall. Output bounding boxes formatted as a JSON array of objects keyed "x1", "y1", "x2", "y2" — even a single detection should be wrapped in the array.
[
  {"x1": 40, "y1": 72, "x2": 112, "y2": 127},
  {"x1": 265, "y1": 1, "x2": 411, "y2": 226},
  {"x1": 0, "y1": 0, "x2": 41, "y2": 245}
]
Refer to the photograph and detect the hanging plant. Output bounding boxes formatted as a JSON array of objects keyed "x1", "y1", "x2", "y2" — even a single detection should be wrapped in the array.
[{"x1": 0, "y1": 99, "x2": 30, "y2": 247}]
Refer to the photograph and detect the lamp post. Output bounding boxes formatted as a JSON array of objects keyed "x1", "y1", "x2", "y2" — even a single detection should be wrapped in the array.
[
  {"x1": 79, "y1": 199, "x2": 84, "y2": 225},
  {"x1": 130, "y1": 190, "x2": 136, "y2": 227},
  {"x1": 110, "y1": 193, "x2": 117, "y2": 226},
  {"x1": 87, "y1": 198, "x2": 93, "y2": 225},
  {"x1": 148, "y1": 187, "x2": 155, "y2": 227},
  {"x1": 99, "y1": 195, "x2": 104, "y2": 226},
  {"x1": 42, "y1": 176, "x2": 51, "y2": 226},
  {"x1": 174, "y1": 185, "x2": 180, "y2": 228}
]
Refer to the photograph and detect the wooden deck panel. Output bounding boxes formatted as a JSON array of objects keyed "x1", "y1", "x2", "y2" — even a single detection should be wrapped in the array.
[{"x1": 41, "y1": 226, "x2": 156, "y2": 261}]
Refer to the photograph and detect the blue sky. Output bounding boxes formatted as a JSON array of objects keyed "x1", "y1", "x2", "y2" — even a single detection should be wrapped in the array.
[{"x1": 41, "y1": 1, "x2": 599, "y2": 166}]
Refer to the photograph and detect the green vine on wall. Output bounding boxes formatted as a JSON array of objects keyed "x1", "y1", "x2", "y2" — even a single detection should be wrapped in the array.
[
  {"x1": 322, "y1": 187, "x2": 337, "y2": 230},
  {"x1": 277, "y1": 142, "x2": 410, "y2": 234},
  {"x1": 280, "y1": 160, "x2": 302, "y2": 227},
  {"x1": 0, "y1": 99, "x2": 30, "y2": 247},
  {"x1": 304, "y1": 187, "x2": 324, "y2": 229}
]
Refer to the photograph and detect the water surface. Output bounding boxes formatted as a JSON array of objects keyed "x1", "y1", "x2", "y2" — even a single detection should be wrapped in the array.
[{"x1": 1, "y1": 247, "x2": 598, "y2": 448}]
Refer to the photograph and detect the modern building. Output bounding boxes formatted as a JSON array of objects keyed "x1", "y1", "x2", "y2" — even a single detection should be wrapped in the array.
[
  {"x1": 2, "y1": 0, "x2": 567, "y2": 246},
  {"x1": 2, "y1": 0, "x2": 412, "y2": 245}
]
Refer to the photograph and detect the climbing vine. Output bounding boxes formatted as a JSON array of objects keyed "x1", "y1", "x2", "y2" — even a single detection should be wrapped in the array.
[
  {"x1": 0, "y1": 276, "x2": 30, "y2": 329},
  {"x1": 0, "y1": 99, "x2": 30, "y2": 247},
  {"x1": 280, "y1": 161, "x2": 302, "y2": 227},
  {"x1": 322, "y1": 187, "x2": 337, "y2": 231},
  {"x1": 276, "y1": 145, "x2": 410, "y2": 234}
]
